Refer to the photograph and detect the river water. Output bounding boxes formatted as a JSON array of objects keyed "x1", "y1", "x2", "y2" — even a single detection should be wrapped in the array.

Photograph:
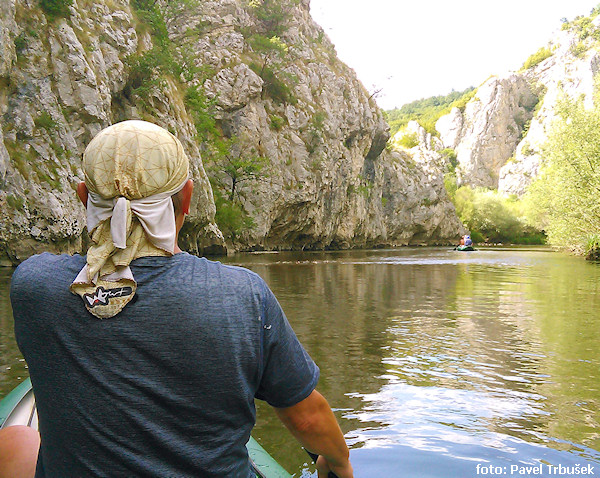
[{"x1": 1, "y1": 247, "x2": 600, "y2": 477}]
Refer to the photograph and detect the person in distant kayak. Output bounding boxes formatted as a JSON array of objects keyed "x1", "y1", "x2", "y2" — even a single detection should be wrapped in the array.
[
  {"x1": 455, "y1": 234, "x2": 473, "y2": 249},
  {"x1": 4, "y1": 120, "x2": 353, "y2": 478}
]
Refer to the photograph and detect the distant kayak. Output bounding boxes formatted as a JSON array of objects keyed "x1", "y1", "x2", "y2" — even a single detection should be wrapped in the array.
[
  {"x1": 455, "y1": 245, "x2": 475, "y2": 251},
  {"x1": 0, "y1": 378, "x2": 291, "y2": 478}
]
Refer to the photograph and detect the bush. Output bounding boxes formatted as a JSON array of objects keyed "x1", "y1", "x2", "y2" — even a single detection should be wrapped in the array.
[
  {"x1": 585, "y1": 235, "x2": 600, "y2": 260},
  {"x1": 454, "y1": 186, "x2": 545, "y2": 244},
  {"x1": 249, "y1": 62, "x2": 295, "y2": 104},
  {"x1": 444, "y1": 171, "x2": 458, "y2": 200},
  {"x1": 269, "y1": 114, "x2": 285, "y2": 130},
  {"x1": 34, "y1": 112, "x2": 57, "y2": 130},
  {"x1": 7, "y1": 195, "x2": 25, "y2": 211},
  {"x1": 395, "y1": 132, "x2": 419, "y2": 149},
  {"x1": 126, "y1": 1, "x2": 182, "y2": 104},
  {"x1": 212, "y1": 188, "x2": 254, "y2": 240},
  {"x1": 39, "y1": 0, "x2": 73, "y2": 18},
  {"x1": 521, "y1": 46, "x2": 553, "y2": 70},
  {"x1": 562, "y1": 11, "x2": 600, "y2": 41},
  {"x1": 131, "y1": 0, "x2": 169, "y2": 46},
  {"x1": 524, "y1": 95, "x2": 600, "y2": 254},
  {"x1": 570, "y1": 41, "x2": 588, "y2": 58},
  {"x1": 440, "y1": 148, "x2": 458, "y2": 168},
  {"x1": 248, "y1": 0, "x2": 299, "y2": 36},
  {"x1": 184, "y1": 86, "x2": 221, "y2": 143}
]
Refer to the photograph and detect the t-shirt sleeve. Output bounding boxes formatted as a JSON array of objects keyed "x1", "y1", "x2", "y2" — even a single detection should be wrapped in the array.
[{"x1": 255, "y1": 279, "x2": 319, "y2": 408}]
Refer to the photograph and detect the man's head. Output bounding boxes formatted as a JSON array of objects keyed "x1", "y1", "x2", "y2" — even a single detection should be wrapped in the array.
[
  {"x1": 76, "y1": 120, "x2": 194, "y2": 240},
  {"x1": 71, "y1": 120, "x2": 195, "y2": 318},
  {"x1": 82, "y1": 120, "x2": 189, "y2": 200}
]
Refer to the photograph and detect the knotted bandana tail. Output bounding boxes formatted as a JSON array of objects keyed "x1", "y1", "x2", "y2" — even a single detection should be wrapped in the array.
[{"x1": 71, "y1": 266, "x2": 136, "y2": 319}]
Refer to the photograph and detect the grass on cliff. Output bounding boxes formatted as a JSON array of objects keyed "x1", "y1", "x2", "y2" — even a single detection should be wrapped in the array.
[{"x1": 385, "y1": 87, "x2": 476, "y2": 137}]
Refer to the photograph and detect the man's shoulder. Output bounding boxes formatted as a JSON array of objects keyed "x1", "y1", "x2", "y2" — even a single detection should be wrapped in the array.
[
  {"x1": 176, "y1": 254, "x2": 268, "y2": 296},
  {"x1": 203, "y1": 257, "x2": 265, "y2": 287},
  {"x1": 12, "y1": 253, "x2": 85, "y2": 285}
]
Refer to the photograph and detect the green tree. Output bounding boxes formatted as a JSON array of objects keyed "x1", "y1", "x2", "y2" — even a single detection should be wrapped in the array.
[
  {"x1": 205, "y1": 139, "x2": 269, "y2": 240},
  {"x1": 521, "y1": 46, "x2": 553, "y2": 71},
  {"x1": 525, "y1": 96, "x2": 600, "y2": 255},
  {"x1": 455, "y1": 186, "x2": 545, "y2": 244},
  {"x1": 247, "y1": 0, "x2": 299, "y2": 36},
  {"x1": 247, "y1": 34, "x2": 297, "y2": 104},
  {"x1": 210, "y1": 144, "x2": 269, "y2": 202}
]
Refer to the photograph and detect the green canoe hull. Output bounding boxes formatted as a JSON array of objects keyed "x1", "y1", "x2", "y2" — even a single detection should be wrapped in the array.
[
  {"x1": 0, "y1": 378, "x2": 290, "y2": 478},
  {"x1": 455, "y1": 245, "x2": 475, "y2": 251}
]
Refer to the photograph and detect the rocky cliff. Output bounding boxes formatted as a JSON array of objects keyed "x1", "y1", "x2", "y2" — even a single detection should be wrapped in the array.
[
  {"x1": 435, "y1": 13, "x2": 600, "y2": 196},
  {"x1": 0, "y1": 0, "x2": 463, "y2": 265}
]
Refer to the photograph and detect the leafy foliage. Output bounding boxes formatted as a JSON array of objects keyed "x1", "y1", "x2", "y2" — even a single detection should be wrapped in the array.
[
  {"x1": 249, "y1": 62, "x2": 296, "y2": 104},
  {"x1": 247, "y1": 33, "x2": 297, "y2": 104},
  {"x1": 34, "y1": 112, "x2": 58, "y2": 130},
  {"x1": 561, "y1": 8, "x2": 600, "y2": 42},
  {"x1": 454, "y1": 186, "x2": 545, "y2": 244},
  {"x1": 211, "y1": 187, "x2": 256, "y2": 240},
  {"x1": 126, "y1": 1, "x2": 179, "y2": 102},
  {"x1": 385, "y1": 87, "x2": 476, "y2": 136},
  {"x1": 269, "y1": 114, "x2": 285, "y2": 130},
  {"x1": 524, "y1": 96, "x2": 600, "y2": 255},
  {"x1": 247, "y1": 0, "x2": 300, "y2": 36},
  {"x1": 395, "y1": 131, "x2": 419, "y2": 149},
  {"x1": 207, "y1": 140, "x2": 269, "y2": 202},
  {"x1": 39, "y1": 0, "x2": 73, "y2": 19},
  {"x1": 128, "y1": 0, "x2": 261, "y2": 240},
  {"x1": 184, "y1": 86, "x2": 223, "y2": 145},
  {"x1": 205, "y1": 139, "x2": 269, "y2": 241},
  {"x1": 521, "y1": 46, "x2": 553, "y2": 71}
]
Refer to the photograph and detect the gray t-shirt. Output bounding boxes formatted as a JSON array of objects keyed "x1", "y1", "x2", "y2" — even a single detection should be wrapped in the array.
[{"x1": 11, "y1": 252, "x2": 319, "y2": 477}]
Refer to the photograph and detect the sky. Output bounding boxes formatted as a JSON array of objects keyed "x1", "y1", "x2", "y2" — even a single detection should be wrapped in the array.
[{"x1": 309, "y1": 0, "x2": 600, "y2": 110}]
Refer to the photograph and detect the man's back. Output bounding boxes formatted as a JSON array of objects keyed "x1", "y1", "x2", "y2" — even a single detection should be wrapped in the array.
[{"x1": 11, "y1": 252, "x2": 318, "y2": 477}]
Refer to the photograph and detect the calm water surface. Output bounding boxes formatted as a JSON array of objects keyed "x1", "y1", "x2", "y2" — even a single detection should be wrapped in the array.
[{"x1": 1, "y1": 247, "x2": 600, "y2": 477}]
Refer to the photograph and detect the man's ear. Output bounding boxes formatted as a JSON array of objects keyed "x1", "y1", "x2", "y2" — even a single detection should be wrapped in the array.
[
  {"x1": 77, "y1": 182, "x2": 88, "y2": 208},
  {"x1": 180, "y1": 179, "x2": 194, "y2": 215}
]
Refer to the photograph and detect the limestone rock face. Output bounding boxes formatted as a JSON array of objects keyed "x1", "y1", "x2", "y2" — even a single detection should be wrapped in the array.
[
  {"x1": 0, "y1": 0, "x2": 221, "y2": 264},
  {"x1": 435, "y1": 107, "x2": 463, "y2": 150},
  {"x1": 0, "y1": 0, "x2": 16, "y2": 79},
  {"x1": 499, "y1": 24, "x2": 600, "y2": 195},
  {"x1": 435, "y1": 19, "x2": 600, "y2": 197},
  {"x1": 437, "y1": 74, "x2": 537, "y2": 189},
  {"x1": 0, "y1": 0, "x2": 463, "y2": 264}
]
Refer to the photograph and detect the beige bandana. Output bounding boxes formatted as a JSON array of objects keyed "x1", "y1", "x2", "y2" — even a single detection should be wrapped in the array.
[{"x1": 71, "y1": 120, "x2": 190, "y2": 319}]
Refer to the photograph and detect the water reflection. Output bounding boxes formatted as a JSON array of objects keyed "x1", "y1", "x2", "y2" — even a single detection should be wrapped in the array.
[
  {"x1": 1, "y1": 247, "x2": 600, "y2": 477},
  {"x1": 226, "y1": 248, "x2": 600, "y2": 476},
  {"x1": 0, "y1": 267, "x2": 28, "y2": 395}
]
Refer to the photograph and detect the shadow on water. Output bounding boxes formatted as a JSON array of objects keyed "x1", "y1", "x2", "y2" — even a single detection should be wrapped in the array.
[{"x1": 2, "y1": 247, "x2": 600, "y2": 477}]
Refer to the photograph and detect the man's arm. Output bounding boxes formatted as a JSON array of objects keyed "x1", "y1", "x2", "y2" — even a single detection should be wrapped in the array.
[{"x1": 274, "y1": 390, "x2": 353, "y2": 478}]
